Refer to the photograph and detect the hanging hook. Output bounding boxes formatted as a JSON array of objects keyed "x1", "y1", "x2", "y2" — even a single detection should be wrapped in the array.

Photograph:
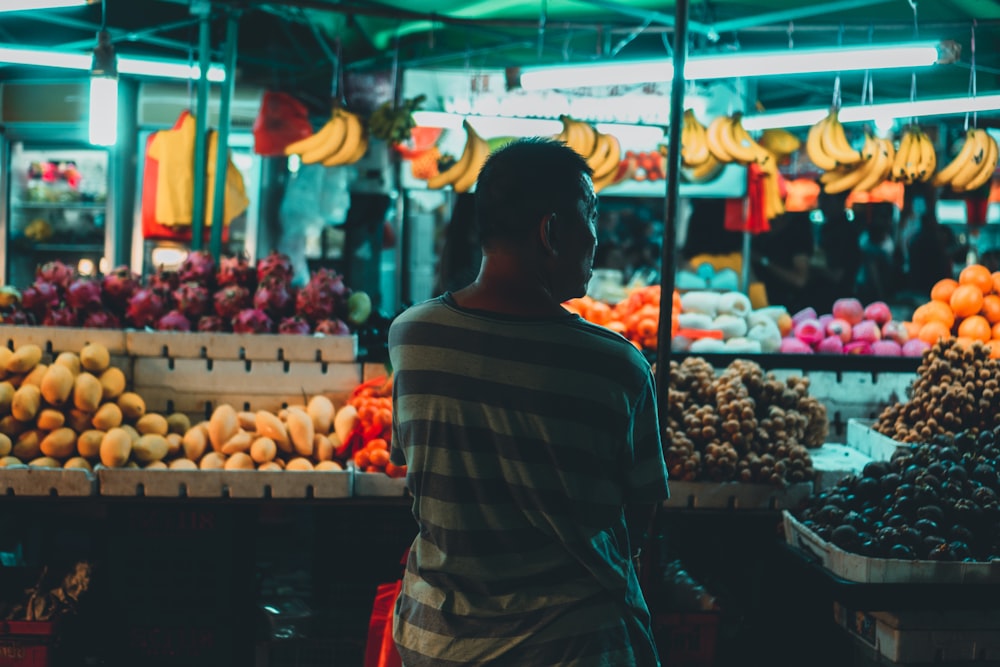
[{"x1": 965, "y1": 20, "x2": 977, "y2": 130}]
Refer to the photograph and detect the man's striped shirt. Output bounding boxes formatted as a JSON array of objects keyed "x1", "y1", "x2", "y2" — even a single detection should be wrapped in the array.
[{"x1": 388, "y1": 294, "x2": 669, "y2": 666}]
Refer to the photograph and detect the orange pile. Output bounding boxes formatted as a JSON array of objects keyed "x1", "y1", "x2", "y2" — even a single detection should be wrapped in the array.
[
  {"x1": 912, "y1": 265, "x2": 1000, "y2": 358},
  {"x1": 346, "y1": 375, "x2": 406, "y2": 477},
  {"x1": 564, "y1": 285, "x2": 678, "y2": 351}
]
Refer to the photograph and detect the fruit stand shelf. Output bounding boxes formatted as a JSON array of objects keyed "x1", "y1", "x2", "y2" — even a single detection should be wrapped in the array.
[
  {"x1": 668, "y1": 352, "x2": 921, "y2": 374},
  {"x1": 11, "y1": 202, "x2": 107, "y2": 210}
]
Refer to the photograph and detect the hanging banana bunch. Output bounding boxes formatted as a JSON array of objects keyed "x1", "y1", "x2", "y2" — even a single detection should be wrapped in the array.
[
  {"x1": 284, "y1": 107, "x2": 369, "y2": 167},
  {"x1": 932, "y1": 128, "x2": 998, "y2": 193},
  {"x1": 888, "y1": 126, "x2": 937, "y2": 185},
  {"x1": 805, "y1": 108, "x2": 864, "y2": 171},
  {"x1": 703, "y1": 112, "x2": 784, "y2": 219},
  {"x1": 554, "y1": 115, "x2": 626, "y2": 193},
  {"x1": 818, "y1": 131, "x2": 896, "y2": 194},
  {"x1": 680, "y1": 109, "x2": 722, "y2": 183},
  {"x1": 424, "y1": 120, "x2": 490, "y2": 193}
]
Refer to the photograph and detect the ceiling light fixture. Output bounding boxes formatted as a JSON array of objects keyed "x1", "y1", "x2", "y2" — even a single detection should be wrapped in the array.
[
  {"x1": 0, "y1": 0, "x2": 94, "y2": 12},
  {"x1": 519, "y1": 42, "x2": 944, "y2": 90},
  {"x1": 741, "y1": 93, "x2": 1000, "y2": 130},
  {"x1": 88, "y1": 28, "x2": 118, "y2": 146},
  {"x1": 411, "y1": 110, "x2": 666, "y2": 146},
  {"x1": 0, "y1": 45, "x2": 226, "y2": 81}
]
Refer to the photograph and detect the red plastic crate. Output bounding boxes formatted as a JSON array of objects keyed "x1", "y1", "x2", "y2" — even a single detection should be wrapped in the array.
[
  {"x1": 652, "y1": 612, "x2": 720, "y2": 667},
  {"x1": 0, "y1": 621, "x2": 56, "y2": 667}
]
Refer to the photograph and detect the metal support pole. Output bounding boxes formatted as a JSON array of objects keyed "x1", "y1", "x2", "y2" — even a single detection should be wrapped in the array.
[
  {"x1": 210, "y1": 11, "x2": 240, "y2": 260},
  {"x1": 191, "y1": 7, "x2": 212, "y2": 251},
  {"x1": 655, "y1": 0, "x2": 687, "y2": 425}
]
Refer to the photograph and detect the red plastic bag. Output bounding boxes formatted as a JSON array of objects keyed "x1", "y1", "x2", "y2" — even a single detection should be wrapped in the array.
[
  {"x1": 364, "y1": 579, "x2": 402, "y2": 667},
  {"x1": 253, "y1": 91, "x2": 313, "y2": 156}
]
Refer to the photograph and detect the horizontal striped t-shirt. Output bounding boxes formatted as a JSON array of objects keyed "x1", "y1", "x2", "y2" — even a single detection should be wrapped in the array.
[{"x1": 388, "y1": 294, "x2": 669, "y2": 666}]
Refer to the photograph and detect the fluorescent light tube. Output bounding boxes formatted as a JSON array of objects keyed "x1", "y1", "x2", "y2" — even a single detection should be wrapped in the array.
[
  {"x1": 88, "y1": 76, "x2": 118, "y2": 145},
  {"x1": 0, "y1": 0, "x2": 92, "y2": 12},
  {"x1": 741, "y1": 93, "x2": 1000, "y2": 130},
  {"x1": 520, "y1": 42, "x2": 941, "y2": 90},
  {"x1": 411, "y1": 111, "x2": 666, "y2": 146},
  {"x1": 0, "y1": 45, "x2": 226, "y2": 81}
]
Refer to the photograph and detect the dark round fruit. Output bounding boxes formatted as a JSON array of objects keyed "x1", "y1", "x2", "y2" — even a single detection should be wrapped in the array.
[
  {"x1": 899, "y1": 526, "x2": 923, "y2": 547},
  {"x1": 881, "y1": 473, "x2": 903, "y2": 493},
  {"x1": 949, "y1": 541, "x2": 972, "y2": 560},
  {"x1": 978, "y1": 430, "x2": 997, "y2": 448},
  {"x1": 947, "y1": 465, "x2": 970, "y2": 484},
  {"x1": 892, "y1": 496, "x2": 917, "y2": 517},
  {"x1": 973, "y1": 465, "x2": 999, "y2": 489},
  {"x1": 903, "y1": 464, "x2": 923, "y2": 484},
  {"x1": 927, "y1": 543, "x2": 957, "y2": 561},
  {"x1": 937, "y1": 447, "x2": 959, "y2": 463},
  {"x1": 914, "y1": 518, "x2": 940, "y2": 536},
  {"x1": 917, "y1": 505, "x2": 945, "y2": 524},
  {"x1": 877, "y1": 526, "x2": 901, "y2": 543},
  {"x1": 831, "y1": 525, "x2": 860, "y2": 550},
  {"x1": 862, "y1": 461, "x2": 889, "y2": 480},
  {"x1": 844, "y1": 510, "x2": 869, "y2": 531},
  {"x1": 926, "y1": 462, "x2": 947, "y2": 480},
  {"x1": 955, "y1": 431, "x2": 976, "y2": 453},
  {"x1": 889, "y1": 544, "x2": 915, "y2": 559},
  {"x1": 949, "y1": 525, "x2": 975, "y2": 545},
  {"x1": 973, "y1": 486, "x2": 998, "y2": 506},
  {"x1": 855, "y1": 477, "x2": 881, "y2": 501},
  {"x1": 819, "y1": 505, "x2": 845, "y2": 525}
]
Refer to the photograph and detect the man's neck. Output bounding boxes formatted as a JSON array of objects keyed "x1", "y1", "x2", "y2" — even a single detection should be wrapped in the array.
[{"x1": 451, "y1": 256, "x2": 566, "y2": 318}]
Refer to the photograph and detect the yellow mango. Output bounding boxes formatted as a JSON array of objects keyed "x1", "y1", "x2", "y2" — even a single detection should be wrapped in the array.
[
  {"x1": 72, "y1": 373, "x2": 102, "y2": 413},
  {"x1": 91, "y1": 403, "x2": 123, "y2": 431},
  {"x1": 79, "y1": 343, "x2": 110, "y2": 373},
  {"x1": 6, "y1": 344, "x2": 41, "y2": 374},
  {"x1": 99, "y1": 428, "x2": 132, "y2": 468},
  {"x1": 98, "y1": 367, "x2": 126, "y2": 401},
  {"x1": 11, "y1": 384, "x2": 41, "y2": 422},
  {"x1": 39, "y1": 427, "x2": 76, "y2": 459}
]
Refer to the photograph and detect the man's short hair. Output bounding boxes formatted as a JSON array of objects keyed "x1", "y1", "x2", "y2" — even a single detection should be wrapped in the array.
[{"x1": 474, "y1": 137, "x2": 593, "y2": 248}]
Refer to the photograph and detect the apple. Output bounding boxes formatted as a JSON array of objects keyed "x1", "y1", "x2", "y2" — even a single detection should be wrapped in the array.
[
  {"x1": 852, "y1": 320, "x2": 882, "y2": 344},
  {"x1": 794, "y1": 318, "x2": 825, "y2": 346},
  {"x1": 844, "y1": 341, "x2": 872, "y2": 355},
  {"x1": 902, "y1": 339, "x2": 931, "y2": 357},
  {"x1": 818, "y1": 313, "x2": 835, "y2": 331},
  {"x1": 871, "y1": 340, "x2": 902, "y2": 356},
  {"x1": 780, "y1": 337, "x2": 815, "y2": 354},
  {"x1": 864, "y1": 301, "x2": 893, "y2": 326},
  {"x1": 791, "y1": 307, "x2": 818, "y2": 326},
  {"x1": 881, "y1": 320, "x2": 910, "y2": 344},
  {"x1": 347, "y1": 291, "x2": 373, "y2": 327},
  {"x1": 826, "y1": 318, "x2": 853, "y2": 343},
  {"x1": 832, "y1": 298, "x2": 864, "y2": 325},
  {"x1": 816, "y1": 336, "x2": 845, "y2": 354}
]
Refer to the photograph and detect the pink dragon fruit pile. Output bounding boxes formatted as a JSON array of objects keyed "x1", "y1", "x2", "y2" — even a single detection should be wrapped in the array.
[
  {"x1": 780, "y1": 299, "x2": 928, "y2": 357},
  {"x1": 0, "y1": 251, "x2": 370, "y2": 335}
]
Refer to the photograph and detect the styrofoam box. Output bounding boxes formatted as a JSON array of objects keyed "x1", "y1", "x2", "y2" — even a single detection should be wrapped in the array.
[
  {"x1": 0, "y1": 324, "x2": 127, "y2": 355},
  {"x1": 663, "y1": 480, "x2": 813, "y2": 510},
  {"x1": 809, "y1": 443, "x2": 874, "y2": 491},
  {"x1": 126, "y1": 330, "x2": 357, "y2": 362},
  {"x1": 846, "y1": 419, "x2": 910, "y2": 460},
  {"x1": 97, "y1": 467, "x2": 352, "y2": 499},
  {"x1": 783, "y1": 510, "x2": 1000, "y2": 584},
  {"x1": 0, "y1": 466, "x2": 96, "y2": 496},
  {"x1": 834, "y1": 601, "x2": 1000, "y2": 663},
  {"x1": 348, "y1": 461, "x2": 408, "y2": 497}
]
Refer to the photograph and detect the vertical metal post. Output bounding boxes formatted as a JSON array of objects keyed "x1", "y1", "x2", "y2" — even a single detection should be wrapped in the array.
[
  {"x1": 655, "y1": 0, "x2": 688, "y2": 424},
  {"x1": 209, "y1": 11, "x2": 240, "y2": 260},
  {"x1": 190, "y1": 7, "x2": 212, "y2": 251}
]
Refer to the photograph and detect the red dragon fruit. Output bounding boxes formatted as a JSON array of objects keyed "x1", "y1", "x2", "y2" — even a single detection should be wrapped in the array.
[
  {"x1": 253, "y1": 277, "x2": 294, "y2": 318},
  {"x1": 179, "y1": 250, "x2": 217, "y2": 286},
  {"x1": 66, "y1": 278, "x2": 104, "y2": 311},
  {"x1": 197, "y1": 315, "x2": 226, "y2": 332},
  {"x1": 20, "y1": 281, "x2": 61, "y2": 316},
  {"x1": 102, "y1": 265, "x2": 140, "y2": 308},
  {"x1": 82, "y1": 310, "x2": 122, "y2": 329},
  {"x1": 36, "y1": 260, "x2": 75, "y2": 291},
  {"x1": 156, "y1": 309, "x2": 192, "y2": 332},
  {"x1": 313, "y1": 318, "x2": 351, "y2": 336},
  {"x1": 42, "y1": 306, "x2": 79, "y2": 328},
  {"x1": 126, "y1": 288, "x2": 167, "y2": 329},
  {"x1": 149, "y1": 267, "x2": 181, "y2": 300},
  {"x1": 278, "y1": 316, "x2": 311, "y2": 335},
  {"x1": 217, "y1": 255, "x2": 256, "y2": 289},
  {"x1": 173, "y1": 282, "x2": 212, "y2": 319},
  {"x1": 214, "y1": 285, "x2": 251, "y2": 320},
  {"x1": 295, "y1": 269, "x2": 348, "y2": 323},
  {"x1": 232, "y1": 308, "x2": 273, "y2": 334},
  {"x1": 0, "y1": 308, "x2": 32, "y2": 325},
  {"x1": 256, "y1": 251, "x2": 293, "y2": 285}
]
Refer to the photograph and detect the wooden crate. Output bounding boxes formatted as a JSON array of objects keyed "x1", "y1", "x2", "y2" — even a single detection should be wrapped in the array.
[
  {"x1": 663, "y1": 480, "x2": 812, "y2": 510},
  {"x1": 0, "y1": 467, "x2": 96, "y2": 497},
  {"x1": 98, "y1": 468, "x2": 353, "y2": 499},
  {"x1": 0, "y1": 324, "x2": 127, "y2": 356},
  {"x1": 126, "y1": 330, "x2": 357, "y2": 363},
  {"x1": 348, "y1": 462, "x2": 408, "y2": 498}
]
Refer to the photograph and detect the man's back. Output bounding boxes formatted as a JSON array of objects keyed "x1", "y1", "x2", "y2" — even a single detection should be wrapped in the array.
[{"x1": 388, "y1": 294, "x2": 668, "y2": 666}]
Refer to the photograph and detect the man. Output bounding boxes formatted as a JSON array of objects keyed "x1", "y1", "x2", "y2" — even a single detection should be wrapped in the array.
[{"x1": 388, "y1": 138, "x2": 669, "y2": 666}]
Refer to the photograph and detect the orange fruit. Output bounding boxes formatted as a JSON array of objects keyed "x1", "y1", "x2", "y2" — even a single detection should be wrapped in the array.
[
  {"x1": 990, "y1": 340, "x2": 1000, "y2": 359},
  {"x1": 993, "y1": 272, "x2": 1000, "y2": 296},
  {"x1": 950, "y1": 284, "x2": 985, "y2": 319},
  {"x1": 930, "y1": 278, "x2": 959, "y2": 303},
  {"x1": 954, "y1": 336, "x2": 975, "y2": 349},
  {"x1": 993, "y1": 322, "x2": 1000, "y2": 340},
  {"x1": 958, "y1": 315, "x2": 992, "y2": 342},
  {"x1": 913, "y1": 300, "x2": 955, "y2": 329},
  {"x1": 983, "y1": 295, "x2": 1000, "y2": 324},
  {"x1": 960, "y1": 264, "x2": 994, "y2": 294},
  {"x1": 903, "y1": 321, "x2": 922, "y2": 340},
  {"x1": 918, "y1": 321, "x2": 952, "y2": 345}
]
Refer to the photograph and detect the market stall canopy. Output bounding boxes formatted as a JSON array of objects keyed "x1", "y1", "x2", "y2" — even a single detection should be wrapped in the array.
[{"x1": 0, "y1": 0, "x2": 998, "y2": 120}]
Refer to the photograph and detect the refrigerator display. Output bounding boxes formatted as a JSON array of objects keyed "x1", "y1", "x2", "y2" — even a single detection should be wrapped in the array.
[{"x1": 4, "y1": 142, "x2": 110, "y2": 286}]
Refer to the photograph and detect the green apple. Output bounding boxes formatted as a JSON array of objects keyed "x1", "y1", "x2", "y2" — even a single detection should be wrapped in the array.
[{"x1": 346, "y1": 291, "x2": 372, "y2": 327}]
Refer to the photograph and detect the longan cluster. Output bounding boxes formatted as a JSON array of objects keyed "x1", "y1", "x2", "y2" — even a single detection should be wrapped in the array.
[
  {"x1": 664, "y1": 357, "x2": 824, "y2": 487},
  {"x1": 876, "y1": 340, "x2": 1000, "y2": 443}
]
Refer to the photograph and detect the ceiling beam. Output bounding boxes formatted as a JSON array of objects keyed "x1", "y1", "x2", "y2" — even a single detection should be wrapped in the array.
[
  {"x1": 710, "y1": 0, "x2": 898, "y2": 35},
  {"x1": 21, "y1": 12, "x2": 212, "y2": 56},
  {"x1": 570, "y1": 0, "x2": 715, "y2": 38}
]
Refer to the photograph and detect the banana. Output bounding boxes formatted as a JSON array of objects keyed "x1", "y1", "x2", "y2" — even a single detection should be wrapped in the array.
[
  {"x1": 588, "y1": 132, "x2": 622, "y2": 181},
  {"x1": 820, "y1": 131, "x2": 880, "y2": 194},
  {"x1": 681, "y1": 109, "x2": 711, "y2": 167},
  {"x1": 819, "y1": 110, "x2": 863, "y2": 166},
  {"x1": 283, "y1": 113, "x2": 336, "y2": 156},
  {"x1": 913, "y1": 130, "x2": 937, "y2": 182},
  {"x1": 902, "y1": 128, "x2": 925, "y2": 183},
  {"x1": 759, "y1": 128, "x2": 801, "y2": 157},
  {"x1": 592, "y1": 158, "x2": 626, "y2": 193},
  {"x1": 716, "y1": 116, "x2": 755, "y2": 164},
  {"x1": 889, "y1": 129, "x2": 914, "y2": 183},
  {"x1": 854, "y1": 138, "x2": 895, "y2": 193},
  {"x1": 758, "y1": 160, "x2": 784, "y2": 220},
  {"x1": 947, "y1": 129, "x2": 988, "y2": 191},
  {"x1": 932, "y1": 129, "x2": 981, "y2": 187},
  {"x1": 321, "y1": 110, "x2": 364, "y2": 167},
  {"x1": 341, "y1": 132, "x2": 369, "y2": 166},
  {"x1": 687, "y1": 152, "x2": 723, "y2": 182},
  {"x1": 706, "y1": 116, "x2": 735, "y2": 163},
  {"x1": 955, "y1": 130, "x2": 998, "y2": 192},
  {"x1": 302, "y1": 112, "x2": 349, "y2": 165},
  {"x1": 806, "y1": 116, "x2": 838, "y2": 171},
  {"x1": 732, "y1": 116, "x2": 775, "y2": 166},
  {"x1": 427, "y1": 121, "x2": 477, "y2": 189},
  {"x1": 556, "y1": 116, "x2": 598, "y2": 159},
  {"x1": 451, "y1": 128, "x2": 490, "y2": 194}
]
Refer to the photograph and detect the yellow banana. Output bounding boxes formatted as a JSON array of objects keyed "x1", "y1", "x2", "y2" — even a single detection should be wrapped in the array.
[
  {"x1": 932, "y1": 130, "x2": 980, "y2": 187},
  {"x1": 806, "y1": 116, "x2": 838, "y2": 171},
  {"x1": 948, "y1": 129, "x2": 988, "y2": 191},
  {"x1": 854, "y1": 138, "x2": 894, "y2": 192},
  {"x1": 341, "y1": 133, "x2": 369, "y2": 166},
  {"x1": 820, "y1": 111, "x2": 863, "y2": 166},
  {"x1": 556, "y1": 116, "x2": 598, "y2": 159},
  {"x1": 592, "y1": 160, "x2": 625, "y2": 193},
  {"x1": 302, "y1": 112, "x2": 349, "y2": 164},
  {"x1": 681, "y1": 109, "x2": 711, "y2": 167},
  {"x1": 706, "y1": 116, "x2": 735, "y2": 163},
  {"x1": 759, "y1": 128, "x2": 801, "y2": 157},
  {"x1": 321, "y1": 110, "x2": 364, "y2": 167},
  {"x1": 890, "y1": 129, "x2": 914, "y2": 183},
  {"x1": 427, "y1": 120, "x2": 477, "y2": 189},
  {"x1": 687, "y1": 152, "x2": 723, "y2": 182},
  {"x1": 716, "y1": 115, "x2": 757, "y2": 165},
  {"x1": 956, "y1": 131, "x2": 998, "y2": 192},
  {"x1": 284, "y1": 112, "x2": 339, "y2": 157},
  {"x1": 914, "y1": 130, "x2": 937, "y2": 182},
  {"x1": 451, "y1": 129, "x2": 490, "y2": 193},
  {"x1": 589, "y1": 133, "x2": 622, "y2": 181}
]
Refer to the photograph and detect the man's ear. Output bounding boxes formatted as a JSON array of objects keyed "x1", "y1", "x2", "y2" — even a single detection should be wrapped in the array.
[{"x1": 539, "y1": 213, "x2": 558, "y2": 256}]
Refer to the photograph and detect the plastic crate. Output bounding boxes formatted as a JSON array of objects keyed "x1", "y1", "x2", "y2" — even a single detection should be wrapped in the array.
[
  {"x1": 0, "y1": 621, "x2": 56, "y2": 667},
  {"x1": 652, "y1": 612, "x2": 719, "y2": 667}
]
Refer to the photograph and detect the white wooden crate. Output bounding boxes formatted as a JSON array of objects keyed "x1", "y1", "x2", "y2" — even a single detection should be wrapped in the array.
[
  {"x1": 0, "y1": 466, "x2": 96, "y2": 496},
  {"x1": 131, "y1": 357, "x2": 362, "y2": 417},
  {"x1": 846, "y1": 419, "x2": 910, "y2": 460},
  {"x1": 835, "y1": 602, "x2": 1000, "y2": 663},
  {"x1": 809, "y1": 442, "x2": 875, "y2": 491},
  {"x1": 0, "y1": 324, "x2": 127, "y2": 355},
  {"x1": 126, "y1": 330, "x2": 357, "y2": 362},
  {"x1": 97, "y1": 468, "x2": 353, "y2": 499},
  {"x1": 784, "y1": 510, "x2": 1000, "y2": 584},
  {"x1": 663, "y1": 480, "x2": 812, "y2": 510},
  {"x1": 348, "y1": 462, "x2": 408, "y2": 497}
]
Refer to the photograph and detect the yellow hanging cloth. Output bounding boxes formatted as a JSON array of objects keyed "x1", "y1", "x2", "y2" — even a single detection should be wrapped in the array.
[{"x1": 147, "y1": 111, "x2": 249, "y2": 227}]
